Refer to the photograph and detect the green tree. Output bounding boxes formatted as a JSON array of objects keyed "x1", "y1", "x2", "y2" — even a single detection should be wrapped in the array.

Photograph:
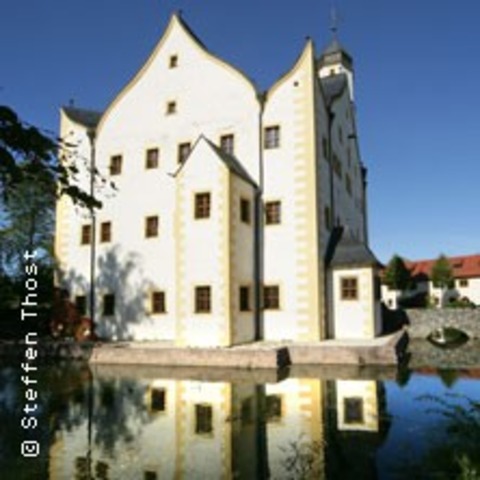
[
  {"x1": 383, "y1": 254, "x2": 412, "y2": 292},
  {"x1": 431, "y1": 254, "x2": 454, "y2": 308},
  {"x1": 0, "y1": 105, "x2": 100, "y2": 208}
]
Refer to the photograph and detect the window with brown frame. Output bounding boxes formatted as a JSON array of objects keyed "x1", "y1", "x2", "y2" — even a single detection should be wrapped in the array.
[
  {"x1": 109, "y1": 155, "x2": 122, "y2": 175},
  {"x1": 103, "y1": 294, "x2": 115, "y2": 316},
  {"x1": 265, "y1": 201, "x2": 281, "y2": 225},
  {"x1": 80, "y1": 225, "x2": 91, "y2": 245},
  {"x1": 240, "y1": 198, "x2": 251, "y2": 224},
  {"x1": 344, "y1": 397, "x2": 364, "y2": 424},
  {"x1": 341, "y1": 277, "x2": 358, "y2": 300},
  {"x1": 195, "y1": 286, "x2": 211, "y2": 313},
  {"x1": 145, "y1": 216, "x2": 159, "y2": 238},
  {"x1": 169, "y1": 54, "x2": 178, "y2": 68},
  {"x1": 178, "y1": 142, "x2": 191, "y2": 164},
  {"x1": 100, "y1": 222, "x2": 111, "y2": 243},
  {"x1": 220, "y1": 134, "x2": 235, "y2": 155},
  {"x1": 195, "y1": 404, "x2": 213, "y2": 435},
  {"x1": 144, "y1": 471, "x2": 158, "y2": 480},
  {"x1": 239, "y1": 286, "x2": 250, "y2": 312},
  {"x1": 166, "y1": 101, "x2": 177, "y2": 115},
  {"x1": 145, "y1": 148, "x2": 159, "y2": 169},
  {"x1": 150, "y1": 387, "x2": 166, "y2": 412},
  {"x1": 194, "y1": 193, "x2": 211, "y2": 219},
  {"x1": 459, "y1": 279, "x2": 469, "y2": 287},
  {"x1": 325, "y1": 206, "x2": 332, "y2": 231},
  {"x1": 151, "y1": 291, "x2": 166, "y2": 314},
  {"x1": 75, "y1": 295, "x2": 87, "y2": 316},
  {"x1": 264, "y1": 125, "x2": 280, "y2": 149},
  {"x1": 266, "y1": 395, "x2": 282, "y2": 422},
  {"x1": 263, "y1": 285, "x2": 280, "y2": 310}
]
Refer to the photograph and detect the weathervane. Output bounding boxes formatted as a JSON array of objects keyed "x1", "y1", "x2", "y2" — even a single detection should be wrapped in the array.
[{"x1": 329, "y1": 4, "x2": 341, "y2": 39}]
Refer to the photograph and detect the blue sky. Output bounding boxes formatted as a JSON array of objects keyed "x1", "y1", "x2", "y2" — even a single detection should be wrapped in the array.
[{"x1": 1, "y1": 0, "x2": 479, "y2": 263}]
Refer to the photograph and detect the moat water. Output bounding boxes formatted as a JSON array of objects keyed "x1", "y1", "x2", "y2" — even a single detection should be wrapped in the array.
[{"x1": 1, "y1": 346, "x2": 480, "y2": 479}]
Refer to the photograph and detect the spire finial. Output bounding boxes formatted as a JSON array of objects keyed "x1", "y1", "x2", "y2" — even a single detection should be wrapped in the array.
[{"x1": 330, "y1": 5, "x2": 340, "y2": 40}]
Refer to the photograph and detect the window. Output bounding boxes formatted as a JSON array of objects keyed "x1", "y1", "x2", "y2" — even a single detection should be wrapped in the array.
[
  {"x1": 75, "y1": 295, "x2": 87, "y2": 316},
  {"x1": 110, "y1": 155, "x2": 122, "y2": 175},
  {"x1": 265, "y1": 201, "x2": 281, "y2": 225},
  {"x1": 195, "y1": 286, "x2": 211, "y2": 313},
  {"x1": 144, "y1": 472, "x2": 158, "y2": 480},
  {"x1": 195, "y1": 404, "x2": 213, "y2": 435},
  {"x1": 80, "y1": 225, "x2": 91, "y2": 245},
  {"x1": 166, "y1": 101, "x2": 177, "y2": 115},
  {"x1": 145, "y1": 148, "x2": 159, "y2": 169},
  {"x1": 240, "y1": 198, "x2": 251, "y2": 224},
  {"x1": 151, "y1": 291, "x2": 166, "y2": 314},
  {"x1": 264, "y1": 126, "x2": 280, "y2": 149},
  {"x1": 344, "y1": 397, "x2": 364, "y2": 424},
  {"x1": 459, "y1": 279, "x2": 469, "y2": 287},
  {"x1": 239, "y1": 286, "x2": 251, "y2": 312},
  {"x1": 169, "y1": 54, "x2": 178, "y2": 68},
  {"x1": 266, "y1": 395, "x2": 282, "y2": 422},
  {"x1": 103, "y1": 294, "x2": 115, "y2": 316},
  {"x1": 150, "y1": 387, "x2": 166, "y2": 412},
  {"x1": 220, "y1": 134, "x2": 235, "y2": 155},
  {"x1": 100, "y1": 222, "x2": 111, "y2": 243},
  {"x1": 322, "y1": 136, "x2": 328, "y2": 160},
  {"x1": 194, "y1": 193, "x2": 211, "y2": 219},
  {"x1": 341, "y1": 277, "x2": 358, "y2": 300},
  {"x1": 263, "y1": 285, "x2": 280, "y2": 310},
  {"x1": 145, "y1": 216, "x2": 159, "y2": 238},
  {"x1": 346, "y1": 174, "x2": 352, "y2": 196},
  {"x1": 178, "y1": 142, "x2": 191, "y2": 164},
  {"x1": 325, "y1": 206, "x2": 332, "y2": 231}
]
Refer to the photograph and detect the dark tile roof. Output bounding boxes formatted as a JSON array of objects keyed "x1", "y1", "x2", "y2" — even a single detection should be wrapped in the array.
[
  {"x1": 320, "y1": 74, "x2": 348, "y2": 107},
  {"x1": 326, "y1": 226, "x2": 379, "y2": 268},
  {"x1": 320, "y1": 39, "x2": 353, "y2": 64},
  {"x1": 203, "y1": 138, "x2": 258, "y2": 188},
  {"x1": 63, "y1": 107, "x2": 102, "y2": 129}
]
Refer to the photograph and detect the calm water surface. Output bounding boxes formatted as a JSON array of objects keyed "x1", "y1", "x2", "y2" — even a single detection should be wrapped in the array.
[{"x1": 1, "y1": 362, "x2": 479, "y2": 479}]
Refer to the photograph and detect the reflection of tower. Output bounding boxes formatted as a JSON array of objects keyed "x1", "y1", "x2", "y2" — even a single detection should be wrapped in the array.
[
  {"x1": 324, "y1": 380, "x2": 391, "y2": 479},
  {"x1": 264, "y1": 379, "x2": 326, "y2": 479}
]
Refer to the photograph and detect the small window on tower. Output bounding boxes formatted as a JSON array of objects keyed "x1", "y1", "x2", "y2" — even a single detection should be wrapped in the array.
[
  {"x1": 145, "y1": 148, "x2": 159, "y2": 169},
  {"x1": 178, "y1": 142, "x2": 191, "y2": 164},
  {"x1": 166, "y1": 101, "x2": 177, "y2": 115},
  {"x1": 194, "y1": 193, "x2": 211, "y2": 219},
  {"x1": 264, "y1": 126, "x2": 280, "y2": 149},
  {"x1": 220, "y1": 134, "x2": 235, "y2": 155}
]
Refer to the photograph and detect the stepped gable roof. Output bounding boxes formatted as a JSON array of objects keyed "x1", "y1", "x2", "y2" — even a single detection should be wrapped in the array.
[
  {"x1": 63, "y1": 107, "x2": 103, "y2": 129},
  {"x1": 326, "y1": 226, "x2": 380, "y2": 268},
  {"x1": 407, "y1": 254, "x2": 480, "y2": 280},
  {"x1": 320, "y1": 73, "x2": 348, "y2": 106}
]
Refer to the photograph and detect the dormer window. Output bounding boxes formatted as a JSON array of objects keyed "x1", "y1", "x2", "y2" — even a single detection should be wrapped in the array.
[{"x1": 169, "y1": 55, "x2": 178, "y2": 68}]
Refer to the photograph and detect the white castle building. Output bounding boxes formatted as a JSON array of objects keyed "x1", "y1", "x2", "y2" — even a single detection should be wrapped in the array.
[{"x1": 55, "y1": 13, "x2": 382, "y2": 345}]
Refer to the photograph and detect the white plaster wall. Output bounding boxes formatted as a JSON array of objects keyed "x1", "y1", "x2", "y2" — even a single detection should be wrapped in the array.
[
  {"x1": 59, "y1": 15, "x2": 261, "y2": 341},
  {"x1": 176, "y1": 141, "x2": 229, "y2": 346},
  {"x1": 332, "y1": 267, "x2": 379, "y2": 339},
  {"x1": 231, "y1": 175, "x2": 257, "y2": 344},
  {"x1": 262, "y1": 44, "x2": 318, "y2": 341}
]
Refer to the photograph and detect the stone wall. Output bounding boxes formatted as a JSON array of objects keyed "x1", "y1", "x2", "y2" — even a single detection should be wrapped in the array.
[{"x1": 406, "y1": 308, "x2": 480, "y2": 339}]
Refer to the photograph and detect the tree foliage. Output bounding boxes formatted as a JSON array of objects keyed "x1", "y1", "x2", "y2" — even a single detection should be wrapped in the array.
[
  {"x1": 0, "y1": 105, "x2": 100, "y2": 209},
  {"x1": 431, "y1": 254, "x2": 454, "y2": 290},
  {"x1": 383, "y1": 254, "x2": 412, "y2": 291}
]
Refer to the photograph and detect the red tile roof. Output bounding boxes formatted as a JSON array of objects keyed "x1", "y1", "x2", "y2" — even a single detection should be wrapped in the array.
[{"x1": 406, "y1": 254, "x2": 480, "y2": 280}]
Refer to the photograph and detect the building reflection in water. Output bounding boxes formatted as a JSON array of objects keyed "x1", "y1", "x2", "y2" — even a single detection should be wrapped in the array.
[{"x1": 47, "y1": 366, "x2": 390, "y2": 479}]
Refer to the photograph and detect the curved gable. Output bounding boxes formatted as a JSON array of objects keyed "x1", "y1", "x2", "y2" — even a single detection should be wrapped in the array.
[{"x1": 97, "y1": 14, "x2": 258, "y2": 136}]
